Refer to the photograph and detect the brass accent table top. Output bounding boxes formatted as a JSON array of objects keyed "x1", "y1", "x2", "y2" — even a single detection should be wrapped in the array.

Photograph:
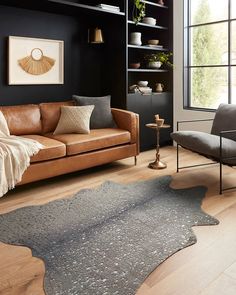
[{"x1": 145, "y1": 123, "x2": 171, "y2": 129}]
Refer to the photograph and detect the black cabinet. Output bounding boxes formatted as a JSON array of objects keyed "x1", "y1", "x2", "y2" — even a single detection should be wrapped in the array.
[{"x1": 127, "y1": 92, "x2": 172, "y2": 150}]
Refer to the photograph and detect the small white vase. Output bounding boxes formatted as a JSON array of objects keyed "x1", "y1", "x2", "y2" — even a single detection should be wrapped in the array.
[
  {"x1": 147, "y1": 61, "x2": 162, "y2": 69},
  {"x1": 130, "y1": 32, "x2": 142, "y2": 46}
]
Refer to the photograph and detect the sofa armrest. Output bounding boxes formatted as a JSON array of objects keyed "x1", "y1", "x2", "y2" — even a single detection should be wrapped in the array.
[{"x1": 111, "y1": 108, "x2": 139, "y2": 146}]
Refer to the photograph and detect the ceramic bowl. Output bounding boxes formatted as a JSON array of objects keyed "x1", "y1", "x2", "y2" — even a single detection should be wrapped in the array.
[
  {"x1": 148, "y1": 39, "x2": 159, "y2": 45},
  {"x1": 138, "y1": 80, "x2": 148, "y2": 87},
  {"x1": 142, "y1": 17, "x2": 156, "y2": 26},
  {"x1": 129, "y1": 62, "x2": 141, "y2": 69}
]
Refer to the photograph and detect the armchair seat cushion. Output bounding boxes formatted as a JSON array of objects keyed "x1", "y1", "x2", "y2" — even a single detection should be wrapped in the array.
[
  {"x1": 47, "y1": 128, "x2": 131, "y2": 156},
  {"x1": 171, "y1": 131, "x2": 236, "y2": 165}
]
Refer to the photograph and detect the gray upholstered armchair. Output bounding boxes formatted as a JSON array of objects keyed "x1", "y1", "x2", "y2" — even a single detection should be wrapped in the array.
[{"x1": 171, "y1": 103, "x2": 236, "y2": 194}]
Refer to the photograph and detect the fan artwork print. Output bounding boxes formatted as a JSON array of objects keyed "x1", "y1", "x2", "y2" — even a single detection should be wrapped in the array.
[
  {"x1": 8, "y1": 36, "x2": 64, "y2": 85},
  {"x1": 18, "y1": 48, "x2": 55, "y2": 75}
]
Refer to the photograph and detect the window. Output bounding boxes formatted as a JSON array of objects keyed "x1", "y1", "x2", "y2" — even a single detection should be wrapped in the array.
[{"x1": 184, "y1": 0, "x2": 236, "y2": 110}]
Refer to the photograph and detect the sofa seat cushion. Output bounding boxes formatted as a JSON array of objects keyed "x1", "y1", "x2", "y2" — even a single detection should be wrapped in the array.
[
  {"x1": 22, "y1": 135, "x2": 66, "y2": 163},
  {"x1": 171, "y1": 131, "x2": 236, "y2": 165},
  {"x1": 47, "y1": 128, "x2": 131, "y2": 156}
]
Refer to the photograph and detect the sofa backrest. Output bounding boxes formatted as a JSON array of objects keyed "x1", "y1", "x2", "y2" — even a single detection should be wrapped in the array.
[
  {"x1": 0, "y1": 104, "x2": 42, "y2": 135},
  {"x1": 211, "y1": 103, "x2": 236, "y2": 141},
  {"x1": 40, "y1": 100, "x2": 74, "y2": 134}
]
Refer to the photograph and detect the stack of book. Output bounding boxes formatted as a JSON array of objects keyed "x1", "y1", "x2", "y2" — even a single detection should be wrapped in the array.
[
  {"x1": 129, "y1": 86, "x2": 152, "y2": 95},
  {"x1": 138, "y1": 86, "x2": 152, "y2": 95},
  {"x1": 96, "y1": 4, "x2": 120, "y2": 12}
]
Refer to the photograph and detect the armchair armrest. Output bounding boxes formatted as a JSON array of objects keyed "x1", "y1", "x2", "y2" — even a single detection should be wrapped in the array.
[
  {"x1": 220, "y1": 129, "x2": 236, "y2": 135},
  {"x1": 220, "y1": 129, "x2": 236, "y2": 161},
  {"x1": 111, "y1": 108, "x2": 139, "y2": 146},
  {"x1": 177, "y1": 119, "x2": 214, "y2": 131}
]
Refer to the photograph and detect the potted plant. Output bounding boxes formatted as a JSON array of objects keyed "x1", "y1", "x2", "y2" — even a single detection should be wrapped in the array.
[
  {"x1": 144, "y1": 52, "x2": 173, "y2": 69},
  {"x1": 132, "y1": 0, "x2": 146, "y2": 24}
]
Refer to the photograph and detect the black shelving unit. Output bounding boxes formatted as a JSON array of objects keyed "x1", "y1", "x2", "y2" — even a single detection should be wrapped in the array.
[
  {"x1": 48, "y1": 0, "x2": 126, "y2": 16},
  {"x1": 127, "y1": 44, "x2": 169, "y2": 51},
  {"x1": 126, "y1": 0, "x2": 173, "y2": 150},
  {"x1": 127, "y1": 20, "x2": 168, "y2": 30},
  {"x1": 128, "y1": 68, "x2": 168, "y2": 72}
]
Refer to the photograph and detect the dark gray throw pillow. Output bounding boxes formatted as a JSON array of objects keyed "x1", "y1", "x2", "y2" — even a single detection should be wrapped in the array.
[{"x1": 73, "y1": 95, "x2": 116, "y2": 129}]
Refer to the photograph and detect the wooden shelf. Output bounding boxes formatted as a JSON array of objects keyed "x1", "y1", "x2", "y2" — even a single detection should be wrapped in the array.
[
  {"x1": 128, "y1": 20, "x2": 168, "y2": 30},
  {"x1": 128, "y1": 44, "x2": 168, "y2": 51},
  {"x1": 128, "y1": 68, "x2": 168, "y2": 72},
  {"x1": 48, "y1": 0, "x2": 125, "y2": 16},
  {"x1": 141, "y1": 0, "x2": 168, "y2": 9},
  {"x1": 128, "y1": 91, "x2": 170, "y2": 95}
]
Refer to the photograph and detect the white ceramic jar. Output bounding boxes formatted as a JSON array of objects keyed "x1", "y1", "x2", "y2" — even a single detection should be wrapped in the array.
[{"x1": 130, "y1": 32, "x2": 142, "y2": 46}]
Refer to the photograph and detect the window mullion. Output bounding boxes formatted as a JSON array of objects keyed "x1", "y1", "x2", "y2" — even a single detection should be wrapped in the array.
[{"x1": 228, "y1": 0, "x2": 231, "y2": 104}]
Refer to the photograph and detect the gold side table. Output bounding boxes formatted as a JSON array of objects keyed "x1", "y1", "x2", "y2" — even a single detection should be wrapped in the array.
[{"x1": 145, "y1": 123, "x2": 171, "y2": 169}]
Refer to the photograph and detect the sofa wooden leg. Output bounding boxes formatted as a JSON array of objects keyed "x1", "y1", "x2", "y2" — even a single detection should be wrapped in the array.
[{"x1": 134, "y1": 156, "x2": 137, "y2": 166}]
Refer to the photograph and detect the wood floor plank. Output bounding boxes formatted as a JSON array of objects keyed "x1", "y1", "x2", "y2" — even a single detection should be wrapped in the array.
[
  {"x1": 200, "y1": 273, "x2": 236, "y2": 295},
  {"x1": 0, "y1": 147, "x2": 236, "y2": 295}
]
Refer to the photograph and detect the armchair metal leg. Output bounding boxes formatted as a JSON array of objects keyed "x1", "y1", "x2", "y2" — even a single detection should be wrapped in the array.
[
  {"x1": 220, "y1": 161, "x2": 223, "y2": 195},
  {"x1": 220, "y1": 134, "x2": 223, "y2": 195},
  {"x1": 177, "y1": 144, "x2": 179, "y2": 173}
]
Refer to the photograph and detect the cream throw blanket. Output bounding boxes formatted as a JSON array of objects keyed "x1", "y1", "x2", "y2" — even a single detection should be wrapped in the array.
[{"x1": 0, "y1": 111, "x2": 43, "y2": 197}]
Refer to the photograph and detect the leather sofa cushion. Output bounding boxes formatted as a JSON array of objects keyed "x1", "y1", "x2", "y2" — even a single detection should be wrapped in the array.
[
  {"x1": 0, "y1": 104, "x2": 42, "y2": 135},
  {"x1": 22, "y1": 135, "x2": 66, "y2": 163},
  {"x1": 40, "y1": 101, "x2": 74, "y2": 134},
  {"x1": 47, "y1": 128, "x2": 131, "y2": 155}
]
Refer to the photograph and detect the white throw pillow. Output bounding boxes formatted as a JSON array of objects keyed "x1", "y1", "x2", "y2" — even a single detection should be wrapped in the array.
[
  {"x1": 0, "y1": 111, "x2": 10, "y2": 136},
  {"x1": 53, "y1": 105, "x2": 94, "y2": 135}
]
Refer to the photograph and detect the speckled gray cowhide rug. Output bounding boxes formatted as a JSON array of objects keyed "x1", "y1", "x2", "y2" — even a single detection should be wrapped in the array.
[{"x1": 0, "y1": 176, "x2": 219, "y2": 295}]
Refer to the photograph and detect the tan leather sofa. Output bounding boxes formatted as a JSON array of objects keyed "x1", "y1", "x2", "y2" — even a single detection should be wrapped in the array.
[{"x1": 0, "y1": 101, "x2": 139, "y2": 185}]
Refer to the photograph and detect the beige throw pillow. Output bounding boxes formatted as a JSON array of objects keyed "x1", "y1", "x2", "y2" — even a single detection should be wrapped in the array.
[
  {"x1": 53, "y1": 105, "x2": 94, "y2": 135},
  {"x1": 0, "y1": 111, "x2": 10, "y2": 136}
]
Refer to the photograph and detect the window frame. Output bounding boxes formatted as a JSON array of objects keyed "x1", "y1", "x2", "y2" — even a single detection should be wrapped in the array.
[{"x1": 184, "y1": 0, "x2": 235, "y2": 111}]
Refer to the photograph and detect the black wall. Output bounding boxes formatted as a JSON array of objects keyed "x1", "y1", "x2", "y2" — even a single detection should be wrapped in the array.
[{"x1": 0, "y1": 5, "x2": 106, "y2": 106}]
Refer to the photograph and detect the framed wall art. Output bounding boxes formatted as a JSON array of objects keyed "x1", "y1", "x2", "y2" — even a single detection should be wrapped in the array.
[{"x1": 8, "y1": 36, "x2": 64, "y2": 85}]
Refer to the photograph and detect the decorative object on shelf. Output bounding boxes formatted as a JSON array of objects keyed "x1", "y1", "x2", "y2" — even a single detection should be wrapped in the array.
[
  {"x1": 144, "y1": 52, "x2": 173, "y2": 69},
  {"x1": 142, "y1": 17, "x2": 156, "y2": 26},
  {"x1": 18, "y1": 48, "x2": 55, "y2": 75},
  {"x1": 147, "y1": 61, "x2": 162, "y2": 69},
  {"x1": 158, "y1": 0, "x2": 165, "y2": 6},
  {"x1": 155, "y1": 83, "x2": 164, "y2": 92},
  {"x1": 129, "y1": 62, "x2": 141, "y2": 69},
  {"x1": 8, "y1": 36, "x2": 64, "y2": 85},
  {"x1": 130, "y1": 32, "x2": 142, "y2": 45},
  {"x1": 137, "y1": 80, "x2": 148, "y2": 87},
  {"x1": 146, "y1": 115, "x2": 171, "y2": 169},
  {"x1": 129, "y1": 84, "x2": 152, "y2": 94},
  {"x1": 132, "y1": 0, "x2": 146, "y2": 25},
  {"x1": 96, "y1": 3, "x2": 120, "y2": 12},
  {"x1": 88, "y1": 28, "x2": 104, "y2": 44},
  {"x1": 147, "y1": 39, "x2": 159, "y2": 45}
]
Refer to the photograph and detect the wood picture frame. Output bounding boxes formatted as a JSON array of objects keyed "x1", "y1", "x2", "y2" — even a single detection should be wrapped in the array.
[{"x1": 8, "y1": 36, "x2": 64, "y2": 85}]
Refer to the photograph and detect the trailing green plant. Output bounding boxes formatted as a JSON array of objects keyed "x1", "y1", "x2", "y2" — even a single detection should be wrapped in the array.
[
  {"x1": 132, "y1": 0, "x2": 146, "y2": 25},
  {"x1": 144, "y1": 52, "x2": 173, "y2": 67}
]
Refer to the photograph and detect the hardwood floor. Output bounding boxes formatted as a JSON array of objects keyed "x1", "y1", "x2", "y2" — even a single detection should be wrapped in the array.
[{"x1": 0, "y1": 146, "x2": 236, "y2": 295}]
